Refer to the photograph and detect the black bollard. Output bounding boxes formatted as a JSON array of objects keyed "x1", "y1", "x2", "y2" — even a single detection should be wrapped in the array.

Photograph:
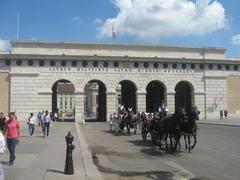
[{"x1": 64, "y1": 131, "x2": 75, "y2": 175}]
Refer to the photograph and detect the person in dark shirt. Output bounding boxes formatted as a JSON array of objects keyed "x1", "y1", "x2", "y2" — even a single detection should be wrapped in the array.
[
  {"x1": 220, "y1": 110, "x2": 223, "y2": 120},
  {"x1": 0, "y1": 113, "x2": 6, "y2": 131}
]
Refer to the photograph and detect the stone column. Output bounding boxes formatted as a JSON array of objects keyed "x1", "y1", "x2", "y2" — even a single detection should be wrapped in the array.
[
  {"x1": 166, "y1": 92, "x2": 175, "y2": 114},
  {"x1": 106, "y1": 92, "x2": 116, "y2": 122},
  {"x1": 137, "y1": 91, "x2": 146, "y2": 112},
  {"x1": 74, "y1": 92, "x2": 84, "y2": 123}
]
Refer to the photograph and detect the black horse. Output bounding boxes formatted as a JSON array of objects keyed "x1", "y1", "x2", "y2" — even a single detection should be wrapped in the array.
[
  {"x1": 149, "y1": 112, "x2": 161, "y2": 146},
  {"x1": 180, "y1": 107, "x2": 198, "y2": 152},
  {"x1": 163, "y1": 109, "x2": 183, "y2": 153}
]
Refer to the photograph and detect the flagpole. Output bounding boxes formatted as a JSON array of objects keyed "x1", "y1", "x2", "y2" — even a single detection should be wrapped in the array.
[
  {"x1": 17, "y1": 12, "x2": 20, "y2": 40},
  {"x1": 112, "y1": 25, "x2": 116, "y2": 42}
]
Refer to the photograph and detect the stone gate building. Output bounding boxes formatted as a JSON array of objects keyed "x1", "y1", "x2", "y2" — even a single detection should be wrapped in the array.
[{"x1": 0, "y1": 41, "x2": 240, "y2": 121}]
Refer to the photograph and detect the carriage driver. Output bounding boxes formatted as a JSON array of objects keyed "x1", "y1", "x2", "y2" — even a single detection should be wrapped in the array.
[
  {"x1": 127, "y1": 107, "x2": 133, "y2": 112},
  {"x1": 127, "y1": 107, "x2": 134, "y2": 118},
  {"x1": 118, "y1": 104, "x2": 126, "y2": 120},
  {"x1": 120, "y1": 104, "x2": 126, "y2": 113},
  {"x1": 159, "y1": 103, "x2": 169, "y2": 117}
]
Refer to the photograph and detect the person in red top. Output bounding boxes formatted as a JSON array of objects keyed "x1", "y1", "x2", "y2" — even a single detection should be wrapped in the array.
[{"x1": 4, "y1": 112, "x2": 20, "y2": 166}]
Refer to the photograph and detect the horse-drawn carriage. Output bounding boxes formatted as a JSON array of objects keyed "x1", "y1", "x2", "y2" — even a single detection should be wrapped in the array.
[
  {"x1": 109, "y1": 110, "x2": 141, "y2": 135},
  {"x1": 140, "y1": 107, "x2": 198, "y2": 153},
  {"x1": 109, "y1": 106, "x2": 199, "y2": 153}
]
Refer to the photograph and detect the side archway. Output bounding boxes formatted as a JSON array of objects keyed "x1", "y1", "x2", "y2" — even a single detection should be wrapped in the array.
[
  {"x1": 52, "y1": 79, "x2": 75, "y2": 121},
  {"x1": 175, "y1": 81, "x2": 194, "y2": 114},
  {"x1": 117, "y1": 80, "x2": 137, "y2": 113},
  {"x1": 146, "y1": 81, "x2": 166, "y2": 113},
  {"x1": 84, "y1": 80, "x2": 107, "y2": 121}
]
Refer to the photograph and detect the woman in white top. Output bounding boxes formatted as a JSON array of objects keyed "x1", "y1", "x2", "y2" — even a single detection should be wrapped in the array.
[
  {"x1": 28, "y1": 113, "x2": 36, "y2": 137},
  {"x1": 0, "y1": 129, "x2": 6, "y2": 179}
]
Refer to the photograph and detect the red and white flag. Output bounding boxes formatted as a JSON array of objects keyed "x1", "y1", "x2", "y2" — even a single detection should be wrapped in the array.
[{"x1": 112, "y1": 26, "x2": 116, "y2": 39}]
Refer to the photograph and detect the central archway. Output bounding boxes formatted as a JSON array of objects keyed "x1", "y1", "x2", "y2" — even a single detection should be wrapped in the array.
[
  {"x1": 175, "y1": 81, "x2": 194, "y2": 114},
  {"x1": 146, "y1": 81, "x2": 166, "y2": 113},
  {"x1": 117, "y1": 80, "x2": 137, "y2": 113},
  {"x1": 84, "y1": 80, "x2": 106, "y2": 122},
  {"x1": 52, "y1": 79, "x2": 75, "y2": 121}
]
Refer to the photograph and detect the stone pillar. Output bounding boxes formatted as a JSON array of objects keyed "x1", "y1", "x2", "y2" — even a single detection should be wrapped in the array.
[
  {"x1": 74, "y1": 92, "x2": 84, "y2": 123},
  {"x1": 106, "y1": 92, "x2": 116, "y2": 122},
  {"x1": 137, "y1": 91, "x2": 146, "y2": 112},
  {"x1": 166, "y1": 92, "x2": 175, "y2": 114}
]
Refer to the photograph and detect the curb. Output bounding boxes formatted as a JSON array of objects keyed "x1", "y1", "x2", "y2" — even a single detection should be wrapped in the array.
[
  {"x1": 197, "y1": 122, "x2": 240, "y2": 127},
  {"x1": 75, "y1": 122, "x2": 104, "y2": 180}
]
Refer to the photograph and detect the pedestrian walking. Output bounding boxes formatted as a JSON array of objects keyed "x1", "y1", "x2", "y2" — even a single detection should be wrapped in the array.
[
  {"x1": 53, "y1": 112, "x2": 58, "y2": 122},
  {"x1": 224, "y1": 110, "x2": 228, "y2": 119},
  {"x1": 4, "y1": 112, "x2": 20, "y2": 166},
  {"x1": 0, "y1": 113, "x2": 6, "y2": 131},
  {"x1": 220, "y1": 110, "x2": 223, "y2": 120},
  {"x1": 194, "y1": 106, "x2": 200, "y2": 120},
  {"x1": 37, "y1": 111, "x2": 42, "y2": 126},
  {"x1": 0, "y1": 129, "x2": 6, "y2": 180},
  {"x1": 27, "y1": 113, "x2": 36, "y2": 137},
  {"x1": 42, "y1": 111, "x2": 52, "y2": 138}
]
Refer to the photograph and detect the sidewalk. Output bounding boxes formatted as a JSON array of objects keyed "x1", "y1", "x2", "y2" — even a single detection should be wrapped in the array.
[
  {"x1": 197, "y1": 117, "x2": 240, "y2": 127},
  {"x1": 1, "y1": 121, "x2": 103, "y2": 180}
]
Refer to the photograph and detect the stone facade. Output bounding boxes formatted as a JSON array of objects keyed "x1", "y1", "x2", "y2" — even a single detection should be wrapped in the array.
[
  {"x1": 0, "y1": 41, "x2": 240, "y2": 121},
  {"x1": 0, "y1": 71, "x2": 9, "y2": 115}
]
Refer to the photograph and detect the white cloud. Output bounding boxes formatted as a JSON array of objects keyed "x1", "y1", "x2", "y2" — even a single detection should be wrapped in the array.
[
  {"x1": 97, "y1": 0, "x2": 227, "y2": 40},
  {"x1": 0, "y1": 39, "x2": 11, "y2": 52},
  {"x1": 72, "y1": 16, "x2": 83, "y2": 23},
  {"x1": 94, "y1": 18, "x2": 103, "y2": 24},
  {"x1": 232, "y1": 34, "x2": 240, "y2": 45}
]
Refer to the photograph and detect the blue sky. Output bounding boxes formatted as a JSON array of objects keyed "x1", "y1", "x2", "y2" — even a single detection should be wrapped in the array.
[{"x1": 0, "y1": 0, "x2": 240, "y2": 57}]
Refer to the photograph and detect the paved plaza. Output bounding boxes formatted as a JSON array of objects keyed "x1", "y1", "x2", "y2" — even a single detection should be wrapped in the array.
[
  {"x1": 80, "y1": 121, "x2": 240, "y2": 180},
  {"x1": 1, "y1": 121, "x2": 102, "y2": 180},
  {"x1": 1, "y1": 118, "x2": 240, "y2": 180}
]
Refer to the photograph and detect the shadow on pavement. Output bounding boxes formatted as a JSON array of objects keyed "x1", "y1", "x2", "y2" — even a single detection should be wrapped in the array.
[
  {"x1": 127, "y1": 140, "x2": 184, "y2": 156},
  {"x1": 92, "y1": 153, "x2": 174, "y2": 180},
  {"x1": 101, "y1": 130, "x2": 114, "y2": 135},
  {"x1": 1, "y1": 161, "x2": 10, "y2": 166},
  {"x1": 47, "y1": 169, "x2": 65, "y2": 174},
  {"x1": 127, "y1": 139, "x2": 153, "y2": 147},
  {"x1": 101, "y1": 129, "x2": 136, "y2": 136}
]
